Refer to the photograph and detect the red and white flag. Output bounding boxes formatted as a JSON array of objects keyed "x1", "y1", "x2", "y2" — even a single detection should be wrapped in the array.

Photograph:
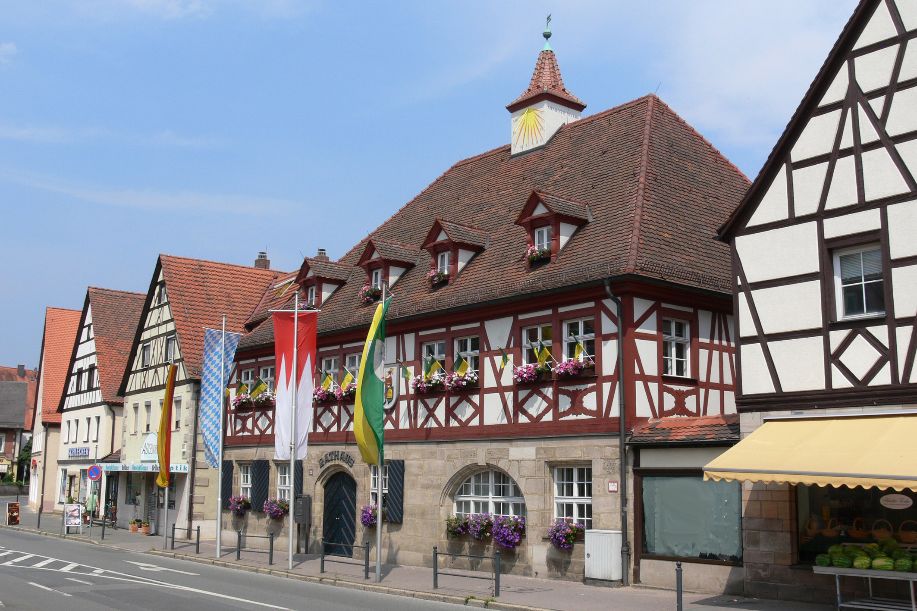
[{"x1": 272, "y1": 310, "x2": 318, "y2": 460}]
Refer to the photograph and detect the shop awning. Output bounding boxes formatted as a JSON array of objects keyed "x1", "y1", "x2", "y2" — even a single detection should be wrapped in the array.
[{"x1": 703, "y1": 415, "x2": 917, "y2": 491}]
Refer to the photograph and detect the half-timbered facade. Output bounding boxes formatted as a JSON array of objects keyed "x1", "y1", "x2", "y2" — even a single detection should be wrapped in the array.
[
  {"x1": 715, "y1": 0, "x2": 917, "y2": 602},
  {"x1": 221, "y1": 30, "x2": 748, "y2": 587},
  {"x1": 56, "y1": 287, "x2": 143, "y2": 515}
]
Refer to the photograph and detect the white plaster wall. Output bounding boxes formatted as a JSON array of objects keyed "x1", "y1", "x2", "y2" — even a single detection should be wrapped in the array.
[
  {"x1": 791, "y1": 109, "x2": 840, "y2": 162},
  {"x1": 769, "y1": 337, "x2": 825, "y2": 391},
  {"x1": 888, "y1": 199, "x2": 917, "y2": 259},
  {"x1": 792, "y1": 162, "x2": 828, "y2": 217},
  {"x1": 751, "y1": 281, "x2": 823, "y2": 334},
  {"x1": 735, "y1": 222, "x2": 819, "y2": 283},
  {"x1": 862, "y1": 146, "x2": 909, "y2": 201},
  {"x1": 457, "y1": 248, "x2": 474, "y2": 273},
  {"x1": 854, "y1": 44, "x2": 898, "y2": 93},
  {"x1": 636, "y1": 339, "x2": 657, "y2": 376},
  {"x1": 558, "y1": 221, "x2": 576, "y2": 250},
  {"x1": 320, "y1": 284, "x2": 337, "y2": 304},
  {"x1": 825, "y1": 155, "x2": 859, "y2": 210},
  {"x1": 739, "y1": 344, "x2": 775, "y2": 395},
  {"x1": 823, "y1": 208, "x2": 881, "y2": 238},
  {"x1": 892, "y1": 265, "x2": 917, "y2": 318},
  {"x1": 389, "y1": 265, "x2": 407, "y2": 287},
  {"x1": 747, "y1": 166, "x2": 787, "y2": 226},
  {"x1": 854, "y1": 0, "x2": 897, "y2": 49}
]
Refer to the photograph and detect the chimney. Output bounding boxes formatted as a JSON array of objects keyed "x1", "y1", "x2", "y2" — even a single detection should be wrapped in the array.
[
  {"x1": 17, "y1": 364, "x2": 25, "y2": 378},
  {"x1": 315, "y1": 248, "x2": 330, "y2": 262},
  {"x1": 254, "y1": 251, "x2": 271, "y2": 269}
]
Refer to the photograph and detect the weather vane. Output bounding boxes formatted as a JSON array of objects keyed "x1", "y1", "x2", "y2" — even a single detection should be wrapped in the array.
[{"x1": 543, "y1": 13, "x2": 552, "y2": 49}]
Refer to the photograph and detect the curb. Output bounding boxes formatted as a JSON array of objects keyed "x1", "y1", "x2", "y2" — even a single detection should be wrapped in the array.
[
  {"x1": 0, "y1": 524, "x2": 158, "y2": 555},
  {"x1": 148, "y1": 549, "x2": 546, "y2": 611}
]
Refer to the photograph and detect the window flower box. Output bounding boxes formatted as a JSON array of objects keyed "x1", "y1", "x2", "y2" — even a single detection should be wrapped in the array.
[
  {"x1": 229, "y1": 495, "x2": 251, "y2": 517},
  {"x1": 547, "y1": 518, "x2": 585, "y2": 550},
  {"x1": 263, "y1": 498, "x2": 289, "y2": 520},
  {"x1": 335, "y1": 382, "x2": 356, "y2": 402},
  {"x1": 512, "y1": 363, "x2": 552, "y2": 384},
  {"x1": 313, "y1": 387, "x2": 336, "y2": 404},
  {"x1": 254, "y1": 392, "x2": 275, "y2": 409},
  {"x1": 427, "y1": 269, "x2": 449, "y2": 287},
  {"x1": 444, "y1": 371, "x2": 478, "y2": 392},
  {"x1": 411, "y1": 373, "x2": 446, "y2": 394},
  {"x1": 361, "y1": 504, "x2": 380, "y2": 528},
  {"x1": 233, "y1": 393, "x2": 255, "y2": 411},
  {"x1": 525, "y1": 245, "x2": 551, "y2": 265},
  {"x1": 359, "y1": 284, "x2": 382, "y2": 304},
  {"x1": 553, "y1": 359, "x2": 595, "y2": 380},
  {"x1": 445, "y1": 513, "x2": 525, "y2": 550}
]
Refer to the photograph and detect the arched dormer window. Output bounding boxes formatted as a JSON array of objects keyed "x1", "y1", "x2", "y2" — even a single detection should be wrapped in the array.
[{"x1": 454, "y1": 470, "x2": 526, "y2": 517}]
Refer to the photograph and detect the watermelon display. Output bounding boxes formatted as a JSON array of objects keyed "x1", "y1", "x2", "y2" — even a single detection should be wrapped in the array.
[
  {"x1": 891, "y1": 549, "x2": 909, "y2": 560},
  {"x1": 872, "y1": 557, "x2": 895, "y2": 571},
  {"x1": 894, "y1": 558, "x2": 913, "y2": 572},
  {"x1": 828, "y1": 544, "x2": 844, "y2": 555},
  {"x1": 853, "y1": 556, "x2": 872, "y2": 570},
  {"x1": 832, "y1": 555, "x2": 853, "y2": 568},
  {"x1": 815, "y1": 554, "x2": 832, "y2": 567}
]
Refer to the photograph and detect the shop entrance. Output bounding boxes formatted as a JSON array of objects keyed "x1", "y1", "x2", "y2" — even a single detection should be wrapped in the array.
[{"x1": 322, "y1": 472, "x2": 356, "y2": 557}]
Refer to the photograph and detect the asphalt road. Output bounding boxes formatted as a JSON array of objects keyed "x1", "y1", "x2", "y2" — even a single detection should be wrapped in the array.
[{"x1": 0, "y1": 528, "x2": 461, "y2": 610}]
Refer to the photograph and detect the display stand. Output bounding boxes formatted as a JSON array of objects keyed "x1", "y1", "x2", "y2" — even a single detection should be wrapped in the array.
[
  {"x1": 63, "y1": 503, "x2": 83, "y2": 535},
  {"x1": 813, "y1": 565, "x2": 917, "y2": 611}
]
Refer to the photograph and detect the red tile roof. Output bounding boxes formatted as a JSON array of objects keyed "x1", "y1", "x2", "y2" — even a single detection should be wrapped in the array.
[
  {"x1": 629, "y1": 414, "x2": 739, "y2": 445},
  {"x1": 158, "y1": 254, "x2": 281, "y2": 377},
  {"x1": 0, "y1": 366, "x2": 37, "y2": 428},
  {"x1": 86, "y1": 287, "x2": 145, "y2": 405},
  {"x1": 507, "y1": 49, "x2": 586, "y2": 112},
  {"x1": 34, "y1": 307, "x2": 81, "y2": 427}
]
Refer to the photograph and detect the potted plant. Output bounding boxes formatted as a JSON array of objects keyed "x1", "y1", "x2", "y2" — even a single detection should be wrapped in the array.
[
  {"x1": 313, "y1": 386, "x2": 335, "y2": 404},
  {"x1": 547, "y1": 518, "x2": 585, "y2": 550},
  {"x1": 492, "y1": 515, "x2": 526, "y2": 550},
  {"x1": 233, "y1": 393, "x2": 254, "y2": 411},
  {"x1": 254, "y1": 391, "x2": 275, "y2": 409},
  {"x1": 411, "y1": 372, "x2": 446, "y2": 394},
  {"x1": 446, "y1": 515, "x2": 470, "y2": 538},
  {"x1": 263, "y1": 498, "x2": 289, "y2": 521},
  {"x1": 130, "y1": 519, "x2": 139, "y2": 533},
  {"x1": 553, "y1": 359, "x2": 592, "y2": 379},
  {"x1": 359, "y1": 284, "x2": 382, "y2": 304},
  {"x1": 427, "y1": 269, "x2": 448, "y2": 287},
  {"x1": 512, "y1": 363, "x2": 551, "y2": 384},
  {"x1": 229, "y1": 495, "x2": 251, "y2": 517},
  {"x1": 444, "y1": 370, "x2": 478, "y2": 391},
  {"x1": 525, "y1": 245, "x2": 551, "y2": 265},
  {"x1": 467, "y1": 513, "x2": 494, "y2": 542},
  {"x1": 361, "y1": 504, "x2": 379, "y2": 528},
  {"x1": 141, "y1": 520, "x2": 151, "y2": 535},
  {"x1": 335, "y1": 382, "x2": 357, "y2": 402}
]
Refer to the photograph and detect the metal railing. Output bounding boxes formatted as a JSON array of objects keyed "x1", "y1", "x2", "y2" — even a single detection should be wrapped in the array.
[
  {"x1": 432, "y1": 546, "x2": 501, "y2": 597},
  {"x1": 168, "y1": 524, "x2": 201, "y2": 554},
  {"x1": 235, "y1": 530, "x2": 275, "y2": 565},
  {"x1": 319, "y1": 539, "x2": 370, "y2": 580}
]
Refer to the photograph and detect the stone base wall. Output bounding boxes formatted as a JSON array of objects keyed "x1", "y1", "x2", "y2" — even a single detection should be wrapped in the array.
[{"x1": 639, "y1": 559, "x2": 743, "y2": 594}]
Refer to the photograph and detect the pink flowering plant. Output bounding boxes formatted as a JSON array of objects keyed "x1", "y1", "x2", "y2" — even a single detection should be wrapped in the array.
[
  {"x1": 313, "y1": 386, "x2": 335, "y2": 403},
  {"x1": 232, "y1": 393, "x2": 255, "y2": 410},
  {"x1": 547, "y1": 518, "x2": 585, "y2": 550},
  {"x1": 228, "y1": 495, "x2": 251, "y2": 517},
  {"x1": 492, "y1": 515, "x2": 526, "y2": 550},
  {"x1": 263, "y1": 498, "x2": 289, "y2": 520},
  {"x1": 553, "y1": 359, "x2": 592, "y2": 378},
  {"x1": 335, "y1": 382, "x2": 356, "y2": 401},
  {"x1": 411, "y1": 372, "x2": 445, "y2": 394},
  {"x1": 526, "y1": 245, "x2": 551, "y2": 264},
  {"x1": 254, "y1": 391, "x2": 275, "y2": 409},
  {"x1": 360, "y1": 504, "x2": 378, "y2": 528},
  {"x1": 444, "y1": 370, "x2": 478, "y2": 391},
  {"x1": 427, "y1": 268, "x2": 448, "y2": 287},
  {"x1": 512, "y1": 363, "x2": 551, "y2": 384},
  {"x1": 359, "y1": 284, "x2": 382, "y2": 304}
]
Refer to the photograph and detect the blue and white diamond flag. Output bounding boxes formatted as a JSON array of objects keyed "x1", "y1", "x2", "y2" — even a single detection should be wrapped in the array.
[{"x1": 200, "y1": 327, "x2": 242, "y2": 468}]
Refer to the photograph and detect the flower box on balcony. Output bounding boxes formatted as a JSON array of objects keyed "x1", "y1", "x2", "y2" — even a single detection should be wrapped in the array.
[
  {"x1": 553, "y1": 359, "x2": 595, "y2": 380},
  {"x1": 444, "y1": 371, "x2": 478, "y2": 392},
  {"x1": 427, "y1": 269, "x2": 449, "y2": 287},
  {"x1": 525, "y1": 245, "x2": 551, "y2": 266}
]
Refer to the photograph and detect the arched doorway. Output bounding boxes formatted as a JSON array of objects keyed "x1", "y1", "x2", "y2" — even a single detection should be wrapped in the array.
[{"x1": 323, "y1": 471, "x2": 356, "y2": 557}]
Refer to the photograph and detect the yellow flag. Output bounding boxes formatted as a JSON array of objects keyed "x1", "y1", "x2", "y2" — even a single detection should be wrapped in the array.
[
  {"x1": 156, "y1": 364, "x2": 177, "y2": 489},
  {"x1": 537, "y1": 342, "x2": 551, "y2": 367},
  {"x1": 341, "y1": 369, "x2": 354, "y2": 388},
  {"x1": 454, "y1": 355, "x2": 469, "y2": 376},
  {"x1": 249, "y1": 378, "x2": 268, "y2": 398},
  {"x1": 573, "y1": 342, "x2": 584, "y2": 360},
  {"x1": 321, "y1": 372, "x2": 334, "y2": 390}
]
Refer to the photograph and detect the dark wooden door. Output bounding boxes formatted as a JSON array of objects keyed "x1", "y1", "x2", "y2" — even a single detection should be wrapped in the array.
[{"x1": 322, "y1": 472, "x2": 356, "y2": 557}]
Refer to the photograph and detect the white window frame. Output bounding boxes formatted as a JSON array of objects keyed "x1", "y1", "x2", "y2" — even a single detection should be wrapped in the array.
[
  {"x1": 437, "y1": 251, "x2": 450, "y2": 274},
  {"x1": 833, "y1": 244, "x2": 885, "y2": 320},
  {"x1": 144, "y1": 401, "x2": 151, "y2": 433},
  {"x1": 174, "y1": 396, "x2": 182, "y2": 430},
  {"x1": 321, "y1": 356, "x2": 339, "y2": 378},
  {"x1": 563, "y1": 318, "x2": 595, "y2": 362},
  {"x1": 454, "y1": 336, "x2": 480, "y2": 373},
  {"x1": 662, "y1": 318, "x2": 691, "y2": 378},
  {"x1": 141, "y1": 342, "x2": 151, "y2": 368},
  {"x1": 84, "y1": 416, "x2": 90, "y2": 442},
  {"x1": 132, "y1": 404, "x2": 139, "y2": 435},
  {"x1": 344, "y1": 353, "x2": 360, "y2": 377},
  {"x1": 93, "y1": 415, "x2": 101, "y2": 442},
  {"x1": 277, "y1": 464, "x2": 291, "y2": 502},
  {"x1": 165, "y1": 335, "x2": 176, "y2": 363},
  {"x1": 72, "y1": 419, "x2": 79, "y2": 443},
  {"x1": 454, "y1": 470, "x2": 526, "y2": 518},
  {"x1": 554, "y1": 466, "x2": 593, "y2": 529},
  {"x1": 77, "y1": 367, "x2": 86, "y2": 392},
  {"x1": 239, "y1": 368, "x2": 254, "y2": 387},
  {"x1": 371, "y1": 268, "x2": 383, "y2": 289},
  {"x1": 522, "y1": 324, "x2": 552, "y2": 365},
  {"x1": 370, "y1": 464, "x2": 389, "y2": 506},
  {"x1": 240, "y1": 464, "x2": 252, "y2": 498},
  {"x1": 259, "y1": 366, "x2": 275, "y2": 392},
  {"x1": 306, "y1": 285, "x2": 316, "y2": 307},
  {"x1": 534, "y1": 225, "x2": 552, "y2": 250},
  {"x1": 422, "y1": 340, "x2": 446, "y2": 371}
]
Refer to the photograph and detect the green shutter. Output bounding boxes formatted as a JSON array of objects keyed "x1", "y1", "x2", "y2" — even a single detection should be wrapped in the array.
[
  {"x1": 385, "y1": 460, "x2": 404, "y2": 524},
  {"x1": 251, "y1": 460, "x2": 270, "y2": 512},
  {"x1": 221, "y1": 461, "x2": 233, "y2": 510}
]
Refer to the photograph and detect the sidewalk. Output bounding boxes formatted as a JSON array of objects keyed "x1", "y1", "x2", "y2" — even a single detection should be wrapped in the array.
[{"x1": 1, "y1": 498, "x2": 830, "y2": 611}]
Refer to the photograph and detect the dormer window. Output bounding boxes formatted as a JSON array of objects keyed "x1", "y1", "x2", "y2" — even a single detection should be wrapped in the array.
[
  {"x1": 293, "y1": 251, "x2": 350, "y2": 310},
  {"x1": 356, "y1": 239, "x2": 415, "y2": 301},
  {"x1": 437, "y1": 251, "x2": 450, "y2": 274},
  {"x1": 306, "y1": 285, "x2": 316, "y2": 307},
  {"x1": 371, "y1": 268, "x2": 383, "y2": 289},
  {"x1": 421, "y1": 220, "x2": 487, "y2": 287},
  {"x1": 516, "y1": 191, "x2": 590, "y2": 268},
  {"x1": 534, "y1": 225, "x2": 552, "y2": 250}
]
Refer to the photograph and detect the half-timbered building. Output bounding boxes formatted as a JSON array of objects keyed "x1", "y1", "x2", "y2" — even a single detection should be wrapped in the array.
[
  {"x1": 55, "y1": 287, "x2": 144, "y2": 516},
  {"x1": 112, "y1": 254, "x2": 279, "y2": 535},
  {"x1": 221, "y1": 29, "x2": 748, "y2": 587},
  {"x1": 712, "y1": 0, "x2": 917, "y2": 602}
]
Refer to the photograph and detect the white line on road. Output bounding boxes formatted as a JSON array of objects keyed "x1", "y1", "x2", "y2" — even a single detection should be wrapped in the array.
[
  {"x1": 65, "y1": 577, "x2": 93, "y2": 585},
  {"x1": 59, "y1": 562, "x2": 78, "y2": 572},
  {"x1": 3, "y1": 554, "x2": 34, "y2": 565},
  {"x1": 30, "y1": 558, "x2": 57, "y2": 568},
  {"x1": 123, "y1": 560, "x2": 199, "y2": 575},
  {"x1": 27, "y1": 582, "x2": 72, "y2": 597}
]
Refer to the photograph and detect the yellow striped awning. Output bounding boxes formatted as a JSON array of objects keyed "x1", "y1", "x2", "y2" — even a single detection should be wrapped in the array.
[{"x1": 703, "y1": 415, "x2": 917, "y2": 492}]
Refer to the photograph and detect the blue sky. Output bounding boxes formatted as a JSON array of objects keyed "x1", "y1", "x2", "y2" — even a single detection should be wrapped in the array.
[{"x1": 0, "y1": 0, "x2": 857, "y2": 367}]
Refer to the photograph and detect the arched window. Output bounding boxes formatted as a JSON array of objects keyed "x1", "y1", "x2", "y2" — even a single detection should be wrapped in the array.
[{"x1": 454, "y1": 470, "x2": 525, "y2": 517}]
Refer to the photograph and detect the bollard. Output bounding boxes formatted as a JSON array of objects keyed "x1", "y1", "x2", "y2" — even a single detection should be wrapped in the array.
[
  {"x1": 320, "y1": 540, "x2": 325, "y2": 574},
  {"x1": 494, "y1": 550, "x2": 501, "y2": 597},
  {"x1": 171, "y1": 523, "x2": 176, "y2": 550},
  {"x1": 364, "y1": 541, "x2": 370, "y2": 580},
  {"x1": 269, "y1": 533, "x2": 274, "y2": 566},
  {"x1": 676, "y1": 561, "x2": 683, "y2": 611},
  {"x1": 433, "y1": 546, "x2": 439, "y2": 589},
  {"x1": 196, "y1": 526, "x2": 201, "y2": 554},
  {"x1": 236, "y1": 531, "x2": 241, "y2": 561},
  {"x1": 101, "y1": 509, "x2": 107, "y2": 540}
]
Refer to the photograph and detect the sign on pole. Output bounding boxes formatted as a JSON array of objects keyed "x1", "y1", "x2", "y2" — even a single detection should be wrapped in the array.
[{"x1": 88, "y1": 465, "x2": 102, "y2": 481}]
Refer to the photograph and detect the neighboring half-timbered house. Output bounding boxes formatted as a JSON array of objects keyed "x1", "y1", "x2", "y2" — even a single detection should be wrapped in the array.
[
  {"x1": 223, "y1": 30, "x2": 748, "y2": 587},
  {"x1": 712, "y1": 0, "x2": 917, "y2": 602},
  {"x1": 112, "y1": 254, "x2": 279, "y2": 535},
  {"x1": 55, "y1": 287, "x2": 144, "y2": 516}
]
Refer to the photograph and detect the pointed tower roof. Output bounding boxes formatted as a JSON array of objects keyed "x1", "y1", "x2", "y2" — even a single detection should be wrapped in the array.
[{"x1": 506, "y1": 21, "x2": 586, "y2": 113}]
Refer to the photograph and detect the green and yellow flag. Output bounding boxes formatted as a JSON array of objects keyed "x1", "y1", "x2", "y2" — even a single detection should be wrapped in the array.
[
  {"x1": 237, "y1": 381, "x2": 250, "y2": 395},
  {"x1": 454, "y1": 354, "x2": 469, "y2": 376},
  {"x1": 354, "y1": 297, "x2": 391, "y2": 466},
  {"x1": 321, "y1": 371, "x2": 334, "y2": 390},
  {"x1": 537, "y1": 341, "x2": 552, "y2": 367},
  {"x1": 340, "y1": 368, "x2": 354, "y2": 388},
  {"x1": 423, "y1": 355, "x2": 443, "y2": 380},
  {"x1": 249, "y1": 377, "x2": 268, "y2": 398},
  {"x1": 498, "y1": 348, "x2": 510, "y2": 372}
]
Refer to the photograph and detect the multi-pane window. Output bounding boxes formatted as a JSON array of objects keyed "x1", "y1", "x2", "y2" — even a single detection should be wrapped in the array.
[
  {"x1": 344, "y1": 354, "x2": 361, "y2": 377},
  {"x1": 834, "y1": 245, "x2": 884, "y2": 319},
  {"x1": 144, "y1": 401, "x2": 152, "y2": 433},
  {"x1": 77, "y1": 367, "x2": 87, "y2": 392},
  {"x1": 306, "y1": 285, "x2": 316, "y2": 307},
  {"x1": 522, "y1": 324, "x2": 552, "y2": 365},
  {"x1": 554, "y1": 467, "x2": 593, "y2": 529},
  {"x1": 534, "y1": 225, "x2": 552, "y2": 250},
  {"x1": 277, "y1": 465, "x2": 291, "y2": 502},
  {"x1": 260, "y1": 367, "x2": 275, "y2": 391},
  {"x1": 563, "y1": 319, "x2": 595, "y2": 361},
  {"x1": 165, "y1": 335, "x2": 176, "y2": 362},
  {"x1": 454, "y1": 336, "x2": 480, "y2": 372},
  {"x1": 84, "y1": 416, "x2": 90, "y2": 442},
  {"x1": 422, "y1": 340, "x2": 446, "y2": 371},
  {"x1": 238, "y1": 368, "x2": 254, "y2": 392},
  {"x1": 437, "y1": 251, "x2": 450, "y2": 274},
  {"x1": 94, "y1": 415, "x2": 101, "y2": 442},
  {"x1": 371, "y1": 268, "x2": 383, "y2": 289},
  {"x1": 174, "y1": 396, "x2": 182, "y2": 430},
  {"x1": 662, "y1": 319, "x2": 690, "y2": 378},
  {"x1": 72, "y1": 420, "x2": 79, "y2": 443},
  {"x1": 141, "y1": 343, "x2": 151, "y2": 367},
  {"x1": 321, "y1": 356, "x2": 339, "y2": 380},
  {"x1": 370, "y1": 464, "x2": 389, "y2": 506},
  {"x1": 0, "y1": 433, "x2": 5, "y2": 453},
  {"x1": 154, "y1": 285, "x2": 167, "y2": 305},
  {"x1": 132, "y1": 404, "x2": 139, "y2": 434},
  {"x1": 455, "y1": 471, "x2": 526, "y2": 517},
  {"x1": 240, "y1": 464, "x2": 252, "y2": 498}
]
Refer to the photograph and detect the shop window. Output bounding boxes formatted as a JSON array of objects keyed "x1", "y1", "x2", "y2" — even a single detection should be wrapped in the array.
[
  {"x1": 554, "y1": 467, "x2": 593, "y2": 529},
  {"x1": 455, "y1": 336, "x2": 480, "y2": 372},
  {"x1": 796, "y1": 485, "x2": 917, "y2": 564},
  {"x1": 260, "y1": 366, "x2": 275, "y2": 391},
  {"x1": 563, "y1": 319, "x2": 595, "y2": 362},
  {"x1": 662, "y1": 318, "x2": 690, "y2": 378},
  {"x1": 422, "y1": 340, "x2": 446, "y2": 371},
  {"x1": 454, "y1": 470, "x2": 525, "y2": 518},
  {"x1": 157, "y1": 477, "x2": 176, "y2": 509},
  {"x1": 370, "y1": 464, "x2": 389, "y2": 507},
  {"x1": 240, "y1": 464, "x2": 251, "y2": 498},
  {"x1": 833, "y1": 245, "x2": 884, "y2": 319},
  {"x1": 522, "y1": 324, "x2": 552, "y2": 365},
  {"x1": 125, "y1": 472, "x2": 139, "y2": 505},
  {"x1": 277, "y1": 465, "x2": 291, "y2": 502},
  {"x1": 641, "y1": 474, "x2": 741, "y2": 563}
]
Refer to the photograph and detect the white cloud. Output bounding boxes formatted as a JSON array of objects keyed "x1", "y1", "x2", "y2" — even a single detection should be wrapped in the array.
[{"x1": 0, "y1": 42, "x2": 18, "y2": 65}]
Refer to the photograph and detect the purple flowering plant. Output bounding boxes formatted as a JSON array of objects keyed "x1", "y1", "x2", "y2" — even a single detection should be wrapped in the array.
[
  {"x1": 467, "y1": 513, "x2": 494, "y2": 541},
  {"x1": 512, "y1": 363, "x2": 551, "y2": 384},
  {"x1": 492, "y1": 515, "x2": 526, "y2": 549},
  {"x1": 411, "y1": 373, "x2": 445, "y2": 394},
  {"x1": 313, "y1": 386, "x2": 335, "y2": 403},
  {"x1": 444, "y1": 370, "x2": 478, "y2": 391},
  {"x1": 254, "y1": 391, "x2": 276, "y2": 409},
  {"x1": 360, "y1": 504, "x2": 378, "y2": 528},
  {"x1": 232, "y1": 393, "x2": 255, "y2": 410},
  {"x1": 228, "y1": 495, "x2": 251, "y2": 517},
  {"x1": 547, "y1": 518, "x2": 585, "y2": 550},
  {"x1": 446, "y1": 515, "x2": 470, "y2": 538},
  {"x1": 335, "y1": 382, "x2": 356, "y2": 401},
  {"x1": 263, "y1": 498, "x2": 289, "y2": 520},
  {"x1": 553, "y1": 359, "x2": 588, "y2": 378}
]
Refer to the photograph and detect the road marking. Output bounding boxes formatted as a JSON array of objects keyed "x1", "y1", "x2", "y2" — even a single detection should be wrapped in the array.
[
  {"x1": 0, "y1": 551, "x2": 12, "y2": 557},
  {"x1": 66, "y1": 577, "x2": 93, "y2": 585},
  {"x1": 123, "y1": 560, "x2": 199, "y2": 575},
  {"x1": 4, "y1": 554, "x2": 34, "y2": 565},
  {"x1": 27, "y1": 582, "x2": 72, "y2": 597},
  {"x1": 31, "y1": 558, "x2": 57, "y2": 568},
  {"x1": 59, "y1": 562, "x2": 78, "y2": 572}
]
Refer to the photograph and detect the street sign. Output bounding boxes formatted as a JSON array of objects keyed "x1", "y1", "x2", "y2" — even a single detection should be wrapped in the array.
[{"x1": 88, "y1": 465, "x2": 102, "y2": 481}]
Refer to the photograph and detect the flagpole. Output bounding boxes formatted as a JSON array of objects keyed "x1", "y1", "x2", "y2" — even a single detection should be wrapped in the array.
[
  {"x1": 289, "y1": 291, "x2": 299, "y2": 571},
  {"x1": 163, "y1": 476, "x2": 169, "y2": 548},
  {"x1": 216, "y1": 314, "x2": 226, "y2": 559}
]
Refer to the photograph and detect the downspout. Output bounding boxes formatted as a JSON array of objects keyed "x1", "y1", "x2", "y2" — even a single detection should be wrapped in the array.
[
  {"x1": 187, "y1": 385, "x2": 200, "y2": 533},
  {"x1": 604, "y1": 279, "x2": 630, "y2": 586}
]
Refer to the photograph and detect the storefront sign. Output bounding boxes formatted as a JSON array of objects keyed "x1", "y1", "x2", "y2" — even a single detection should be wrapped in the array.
[
  {"x1": 100, "y1": 463, "x2": 189, "y2": 473},
  {"x1": 880, "y1": 493, "x2": 913, "y2": 510},
  {"x1": 6, "y1": 502, "x2": 19, "y2": 526},
  {"x1": 68, "y1": 447, "x2": 90, "y2": 458},
  {"x1": 318, "y1": 451, "x2": 354, "y2": 469},
  {"x1": 139, "y1": 433, "x2": 158, "y2": 462}
]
